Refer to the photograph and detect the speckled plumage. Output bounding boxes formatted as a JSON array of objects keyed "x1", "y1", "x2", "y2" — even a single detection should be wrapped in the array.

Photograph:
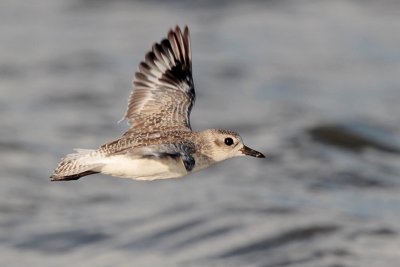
[{"x1": 51, "y1": 26, "x2": 264, "y2": 181}]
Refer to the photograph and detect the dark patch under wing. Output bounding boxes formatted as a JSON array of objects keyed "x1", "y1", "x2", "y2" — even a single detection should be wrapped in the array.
[
  {"x1": 181, "y1": 154, "x2": 195, "y2": 172},
  {"x1": 126, "y1": 143, "x2": 196, "y2": 172}
]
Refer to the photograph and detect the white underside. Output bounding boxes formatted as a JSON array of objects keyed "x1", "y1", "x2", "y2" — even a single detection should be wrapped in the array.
[{"x1": 92, "y1": 155, "x2": 189, "y2": 180}]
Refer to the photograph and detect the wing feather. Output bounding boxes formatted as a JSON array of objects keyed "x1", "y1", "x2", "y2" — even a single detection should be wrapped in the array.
[{"x1": 123, "y1": 26, "x2": 195, "y2": 131}]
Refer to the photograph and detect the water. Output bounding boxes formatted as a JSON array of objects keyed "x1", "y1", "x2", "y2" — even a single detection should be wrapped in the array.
[{"x1": 1, "y1": 1, "x2": 400, "y2": 266}]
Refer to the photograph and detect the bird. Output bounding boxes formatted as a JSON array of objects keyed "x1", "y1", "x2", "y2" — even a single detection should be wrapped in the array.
[{"x1": 50, "y1": 26, "x2": 265, "y2": 181}]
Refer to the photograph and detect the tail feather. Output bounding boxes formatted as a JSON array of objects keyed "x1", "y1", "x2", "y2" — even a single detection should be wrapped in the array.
[
  {"x1": 50, "y1": 149, "x2": 103, "y2": 181},
  {"x1": 51, "y1": 171, "x2": 99, "y2": 181}
]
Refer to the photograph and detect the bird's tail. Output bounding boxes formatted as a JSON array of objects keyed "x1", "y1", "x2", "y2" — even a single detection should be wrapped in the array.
[{"x1": 50, "y1": 149, "x2": 104, "y2": 181}]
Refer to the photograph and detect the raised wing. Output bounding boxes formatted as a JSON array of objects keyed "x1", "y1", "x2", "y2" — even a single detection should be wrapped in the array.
[{"x1": 122, "y1": 26, "x2": 195, "y2": 132}]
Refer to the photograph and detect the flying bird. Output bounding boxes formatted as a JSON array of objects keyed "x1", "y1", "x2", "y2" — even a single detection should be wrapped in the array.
[{"x1": 51, "y1": 26, "x2": 265, "y2": 181}]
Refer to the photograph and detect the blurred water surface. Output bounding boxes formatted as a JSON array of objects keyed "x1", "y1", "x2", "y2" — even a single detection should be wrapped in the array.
[{"x1": 1, "y1": 1, "x2": 400, "y2": 266}]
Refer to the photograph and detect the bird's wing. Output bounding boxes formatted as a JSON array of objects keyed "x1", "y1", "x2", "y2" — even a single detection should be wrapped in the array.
[
  {"x1": 126, "y1": 143, "x2": 196, "y2": 172},
  {"x1": 122, "y1": 26, "x2": 195, "y2": 132}
]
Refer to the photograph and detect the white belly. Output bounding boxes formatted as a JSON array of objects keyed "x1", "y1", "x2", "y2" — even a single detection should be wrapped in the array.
[{"x1": 96, "y1": 155, "x2": 188, "y2": 180}]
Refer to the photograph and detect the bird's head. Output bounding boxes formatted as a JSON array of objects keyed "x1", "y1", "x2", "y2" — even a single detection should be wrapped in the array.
[{"x1": 200, "y1": 129, "x2": 265, "y2": 162}]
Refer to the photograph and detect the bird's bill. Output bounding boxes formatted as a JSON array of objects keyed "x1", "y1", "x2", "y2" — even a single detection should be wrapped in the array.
[{"x1": 240, "y1": 145, "x2": 265, "y2": 158}]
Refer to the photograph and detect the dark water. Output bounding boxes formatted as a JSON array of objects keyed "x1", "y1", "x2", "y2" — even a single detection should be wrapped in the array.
[{"x1": 1, "y1": 1, "x2": 400, "y2": 266}]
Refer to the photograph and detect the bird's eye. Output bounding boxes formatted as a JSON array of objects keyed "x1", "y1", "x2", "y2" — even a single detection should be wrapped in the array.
[{"x1": 224, "y1": 137, "x2": 234, "y2": 146}]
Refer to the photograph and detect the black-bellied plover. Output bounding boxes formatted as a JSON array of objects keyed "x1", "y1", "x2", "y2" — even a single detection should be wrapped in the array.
[{"x1": 51, "y1": 26, "x2": 265, "y2": 181}]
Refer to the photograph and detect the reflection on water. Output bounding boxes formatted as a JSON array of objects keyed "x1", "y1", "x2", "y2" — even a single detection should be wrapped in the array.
[{"x1": 1, "y1": 0, "x2": 400, "y2": 266}]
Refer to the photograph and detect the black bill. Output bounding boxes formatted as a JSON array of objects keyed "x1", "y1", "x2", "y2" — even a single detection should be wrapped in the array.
[{"x1": 240, "y1": 145, "x2": 265, "y2": 158}]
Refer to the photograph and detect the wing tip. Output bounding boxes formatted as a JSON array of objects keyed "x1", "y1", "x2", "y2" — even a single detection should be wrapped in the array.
[{"x1": 169, "y1": 25, "x2": 188, "y2": 35}]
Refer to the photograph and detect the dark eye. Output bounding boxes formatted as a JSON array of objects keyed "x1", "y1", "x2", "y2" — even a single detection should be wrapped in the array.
[{"x1": 224, "y1": 137, "x2": 234, "y2": 146}]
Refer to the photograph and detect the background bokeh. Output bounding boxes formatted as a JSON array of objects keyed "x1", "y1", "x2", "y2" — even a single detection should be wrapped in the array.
[{"x1": 1, "y1": 1, "x2": 400, "y2": 266}]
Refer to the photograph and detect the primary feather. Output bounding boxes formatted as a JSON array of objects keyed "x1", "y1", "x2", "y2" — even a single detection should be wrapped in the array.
[{"x1": 123, "y1": 26, "x2": 195, "y2": 131}]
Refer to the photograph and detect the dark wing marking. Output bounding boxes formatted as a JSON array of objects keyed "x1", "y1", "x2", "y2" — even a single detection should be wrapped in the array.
[
  {"x1": 125, "y1": 143, "x2": 196, "y2": 172},
  {"x1": 122, "y1": 26, "x2": 195, "y2": 132},
  {"x1": 181, "y1": 154, "x2": 195, "y2": 172}
]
